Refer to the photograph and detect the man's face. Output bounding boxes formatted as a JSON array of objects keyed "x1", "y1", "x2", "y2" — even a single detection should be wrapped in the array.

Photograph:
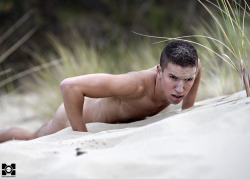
[{"x1": 159, "y1": 63, "x2": 197, "y2": 104}]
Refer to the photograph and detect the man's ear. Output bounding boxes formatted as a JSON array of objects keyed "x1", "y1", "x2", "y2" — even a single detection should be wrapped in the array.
[{"x1": 157, "y1": 65, "x2": 162, "y2": 78}]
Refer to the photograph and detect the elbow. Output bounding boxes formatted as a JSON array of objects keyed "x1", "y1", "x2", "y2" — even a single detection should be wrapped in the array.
[
  {"x1": 60, "y1": 78, "x2": 71, "y2": 92},
  {"x1": 60, "y1": 78, "x2": 84, "y2": 96},
  {"x1": 60, "y1": 78, "x2": 77, "y2": 94}
]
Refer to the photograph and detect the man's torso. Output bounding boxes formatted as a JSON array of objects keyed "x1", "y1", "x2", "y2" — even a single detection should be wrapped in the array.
[{"x1": 82, "y1": 66, "x2": 170, "y2": 124}]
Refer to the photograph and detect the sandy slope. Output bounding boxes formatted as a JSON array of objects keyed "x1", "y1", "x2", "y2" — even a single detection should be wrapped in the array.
[{"x1": 0, "y1": 91, "x2": 250, "y2": 179}]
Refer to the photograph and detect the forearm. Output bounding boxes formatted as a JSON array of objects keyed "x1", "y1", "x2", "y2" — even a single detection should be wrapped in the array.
[
  {"x1": 60, "y1": 80, "x2": 88, "y2": 132},
  {"x1": 182, "y1": 62, "x2": 201, "y2": 110},
  {"x1": 182, "y1": 79, "x2": 200, "y2": 110},
  {"x1": 182, "y1": 96, "x2": 195, "y2": 110}
]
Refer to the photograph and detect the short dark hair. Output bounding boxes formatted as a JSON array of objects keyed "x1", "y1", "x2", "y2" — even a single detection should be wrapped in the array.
[{"x1": 160, "y1": 41, "x2": 198, "y2": 71}]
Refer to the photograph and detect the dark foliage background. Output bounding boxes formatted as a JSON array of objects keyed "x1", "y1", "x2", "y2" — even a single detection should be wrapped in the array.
[{"x1": 0, "y1": 0, "x2": 208, "y2": 89}]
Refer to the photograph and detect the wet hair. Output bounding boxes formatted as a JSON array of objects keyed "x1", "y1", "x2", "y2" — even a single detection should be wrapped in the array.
[{"x1": 160, "y1": 41, "x2": 198, "y2": 71}]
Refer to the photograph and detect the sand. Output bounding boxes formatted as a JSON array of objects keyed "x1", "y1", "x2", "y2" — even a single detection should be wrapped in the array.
[{"x1": 0, "y1": 91, "x2": 250, "y2": 179}]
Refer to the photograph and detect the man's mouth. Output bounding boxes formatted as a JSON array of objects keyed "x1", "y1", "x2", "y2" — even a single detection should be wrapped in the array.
[{"x1": 172, "y1": 94, "x2": 184, "y2": 100}]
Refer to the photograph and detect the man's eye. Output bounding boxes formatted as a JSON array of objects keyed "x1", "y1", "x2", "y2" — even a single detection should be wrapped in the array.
[
  {"x1": 170, "y1": 76, "x2": 177, "y2": 80},
  {"x1": 186, "y1": 78, "x2": 193, "y2": 82}
]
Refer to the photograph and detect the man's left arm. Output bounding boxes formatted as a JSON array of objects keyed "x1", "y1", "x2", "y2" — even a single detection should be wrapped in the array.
[{"x1": 182, "y1": 59, "x2": 201, "y2": 110}]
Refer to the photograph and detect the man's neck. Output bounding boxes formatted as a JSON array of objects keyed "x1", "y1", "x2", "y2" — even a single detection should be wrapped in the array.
[{"x1": 154, "y1": 73, "x2": 169, "y2": 106}]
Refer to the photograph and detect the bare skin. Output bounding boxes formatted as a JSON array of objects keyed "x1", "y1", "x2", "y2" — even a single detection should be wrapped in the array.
[{"x1": 0, "y1": 61, "x2": 201, "y2": 143}]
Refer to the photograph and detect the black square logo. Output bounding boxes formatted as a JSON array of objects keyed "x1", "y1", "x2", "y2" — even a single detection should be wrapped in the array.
[{"x1": 2, "y1": 163, "x2": 16, "y2": 176}]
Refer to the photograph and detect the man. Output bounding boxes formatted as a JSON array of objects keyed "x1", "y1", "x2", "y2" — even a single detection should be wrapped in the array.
[{"x1": 0, "y1": 40, "x2": 201, "y2": 143}]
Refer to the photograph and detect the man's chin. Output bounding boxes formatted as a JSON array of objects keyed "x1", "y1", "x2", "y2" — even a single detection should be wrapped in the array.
[
  {"x1": 171, "y1": 100, "x2": 182, "y2": 105},
  {"x1": 169, "y1": 95, "x2": 184, "y2": 104}
]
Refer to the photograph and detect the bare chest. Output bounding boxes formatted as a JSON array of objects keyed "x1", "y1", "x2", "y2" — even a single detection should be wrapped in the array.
[{"x1": 83, "y1": 96, "x2": 169, "y2": 124}]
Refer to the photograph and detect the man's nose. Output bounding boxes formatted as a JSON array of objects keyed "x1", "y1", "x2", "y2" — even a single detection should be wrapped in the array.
[{"x1": 175, "y1": 81, "x2": 184, "y2": 93}]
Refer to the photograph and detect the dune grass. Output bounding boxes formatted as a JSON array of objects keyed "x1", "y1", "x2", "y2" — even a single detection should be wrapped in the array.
[
  {"x1": 199, "y1": 0, "x2": 250, "y2": 97},
  {"x1": 0, "y1": 9, "x2": 37, "y2": 92},
  {"x1": 133, "y1": 0, "x2": 250, "y2": 98}
]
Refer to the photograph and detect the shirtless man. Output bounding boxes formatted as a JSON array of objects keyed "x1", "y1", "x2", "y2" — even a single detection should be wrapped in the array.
[{"x1": 0, "y1": 40, "x2": 201, "y2": 143}]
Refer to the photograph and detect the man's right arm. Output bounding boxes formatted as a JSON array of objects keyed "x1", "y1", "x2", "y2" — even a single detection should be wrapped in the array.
[
  {"x1": 60, "y1": 73, "x2": 141, "y2": 132},
  {"x1": 60, "y1": 80, "x2": 87, "y2": 132}
]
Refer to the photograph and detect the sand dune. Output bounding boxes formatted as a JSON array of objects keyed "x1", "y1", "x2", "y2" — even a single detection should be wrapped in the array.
[{"x1": 0, "y1": 91, "x2": 250, "y2": 179}]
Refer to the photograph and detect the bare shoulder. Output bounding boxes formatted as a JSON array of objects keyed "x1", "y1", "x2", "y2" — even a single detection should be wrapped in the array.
[
  {"x1": 198, "y1": 58, "x2": 201, "y2": 68},
  {"x1": 131, "y1": 67, "x2": 157, "y2": 82},
  {"x1": 127, "y1": 67, "x2": 157, "y2": 96}
]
